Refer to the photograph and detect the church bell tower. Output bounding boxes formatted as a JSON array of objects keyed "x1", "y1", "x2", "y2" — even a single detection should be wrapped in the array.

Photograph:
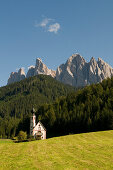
[{"x1": 30, "y1": 108, "x2": 36, "y2": 136}]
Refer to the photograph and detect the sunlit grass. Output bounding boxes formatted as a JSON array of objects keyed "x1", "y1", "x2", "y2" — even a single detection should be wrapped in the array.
[{"x1": 0, "y1": 130, "x2": 113, "y2": 169}]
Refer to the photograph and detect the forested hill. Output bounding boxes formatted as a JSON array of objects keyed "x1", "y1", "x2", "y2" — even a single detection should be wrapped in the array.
[
  {"x1": 38, "y1": 77, "x2": 113, "y2": 137},
  {"x1": 0, "y1": 75, "x2": 113, "y2": 138},
  {"x1": 0, "y1": 75, "x2": 75, "y2": 138}
]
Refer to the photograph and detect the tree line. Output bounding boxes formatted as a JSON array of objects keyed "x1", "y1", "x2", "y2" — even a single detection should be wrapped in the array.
[
  {"x1": 0, "y1": 75, "x2": 75, "y2": 138},
  {"x1": 0, "y1": 75, "x2": 113, "y2": 138},
  {"x1": 37, "y1": 77, "x2": 113, "y2": 137}
]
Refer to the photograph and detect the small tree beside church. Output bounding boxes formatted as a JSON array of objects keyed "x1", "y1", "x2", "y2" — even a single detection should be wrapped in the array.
[{"x1": 17, "y1": 131, "x2": 27, "y2": 142}]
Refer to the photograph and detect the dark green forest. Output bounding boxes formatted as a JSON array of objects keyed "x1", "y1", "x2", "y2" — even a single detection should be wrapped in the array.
[
  {"x1": 0, "y1": 75, "x2": 113, "y2": 138},
  {"x1": 0, "y1": 75, "x2": 75, "y2": 138},
  {"x1": 37, "y1": 77, "x2": 113, "y2": 137}
]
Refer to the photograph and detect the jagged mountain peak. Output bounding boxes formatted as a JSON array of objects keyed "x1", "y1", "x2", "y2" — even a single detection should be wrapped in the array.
[
  {"x1": 97, "y1": 57, "x2": 112, "y2": 68},
  {"x1": 35, "y1": 57, "x2": 56, "y2": 77},
  {"x1": 56, "y1": 54, "x2": 87, "y2": 87},
  {"x1": 7, "y1": 68, "x2": 26, "y2": 85},
  {"x1": 28, "y1": 65, "x2": 35, "y2": 69},
  {"x1": 7, "y1": 54, "x2": 113, "y2": 87},
  {"x1": 8, "y1": 57, "x2": 56, "y2": 85},
  {"x1": 98, "y1": 57, "x2": 104, "y2": 62},
  {"x1": 36, "y1": 58, "x2": 43, "y2": 65},
  {"x1": 26, "y1": 66, "x2": 35, "y2": 78},
  {"x1": 90, "y1": 57, "x2": 96, "y2": 62},
  {"x1": 56, "y1": 54, "x2": 113, "y2": 87},
  {"x1": 67, "y1": 53, "x2": 85, "y2": 63},
  {"x1": 36, "y1": 57, "x2": 42, "y2": 61},
  {"x1": 89, "y1": 57, "x2": 97, "y2": 67},
  {"x1": 18, "y1": 68, "x2": 26, "y2": 75}
]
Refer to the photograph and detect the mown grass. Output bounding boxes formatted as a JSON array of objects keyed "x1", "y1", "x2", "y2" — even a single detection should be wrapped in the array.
[{"x1": 0, "y1": 130, "x2": 113, "y2": 170}]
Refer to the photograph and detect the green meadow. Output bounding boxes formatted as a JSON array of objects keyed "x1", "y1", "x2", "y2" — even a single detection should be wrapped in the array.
[{"x1": 0, "y1": 130, "x2": 113, "y2": 170}]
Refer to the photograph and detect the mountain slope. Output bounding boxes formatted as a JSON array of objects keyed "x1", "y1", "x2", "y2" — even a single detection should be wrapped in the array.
[
  {"x1": 38, "y1": 76, "x2": 113, "y2": 136},
  {"x1": 0, "y1": 75, "x2": 75, "y2": 138}
]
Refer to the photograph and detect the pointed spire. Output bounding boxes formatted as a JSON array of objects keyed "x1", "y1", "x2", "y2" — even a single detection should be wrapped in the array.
[{"x1": 31, "y1": 108, "x2": 36, "y2": 114}]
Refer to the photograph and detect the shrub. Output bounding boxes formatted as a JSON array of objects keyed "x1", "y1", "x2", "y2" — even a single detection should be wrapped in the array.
[{"x1": 17, "y1": 131, "x2": 27, "y2": 142}]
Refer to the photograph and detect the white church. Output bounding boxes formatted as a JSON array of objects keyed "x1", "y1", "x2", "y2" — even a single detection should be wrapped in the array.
[{"x1": 30, "y1": 108, "x2": 46, "y2": 139}]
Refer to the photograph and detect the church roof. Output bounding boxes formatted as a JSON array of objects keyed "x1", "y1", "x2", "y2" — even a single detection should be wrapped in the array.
[{"x1": 38, "y1": 121, "x2": 46, "y2": 131}]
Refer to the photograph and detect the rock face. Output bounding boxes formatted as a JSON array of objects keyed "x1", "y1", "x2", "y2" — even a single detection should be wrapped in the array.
[
  {"x1": 8, "y1": 58, "x2": 56, "y2": 85},
  {"x1": 34, "y1": 58, "x2": 56, "y2": 78},
  {"x1": 26, "y1": 58, "x2": 56, "y2": 78},
  {"x1": 26, "y1": 66, "x2": 35, "y2": 78},
  {"x1": 7, "y1": 68, "x2": 26, "y2": 85},
  {"x1": 56, "y1": 54, "x2": 87, "y2": 87},
  {"x1": 56, "y1": 54, "x2": 113, "y2": 87},
  {"x1": 7, "y1": 54, "x2": 113, "y2": 87}
]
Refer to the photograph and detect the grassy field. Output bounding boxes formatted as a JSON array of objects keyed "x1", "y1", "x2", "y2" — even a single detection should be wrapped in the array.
[{"x1": 0, "y1": 130, "x2": 113, "y2": 170}]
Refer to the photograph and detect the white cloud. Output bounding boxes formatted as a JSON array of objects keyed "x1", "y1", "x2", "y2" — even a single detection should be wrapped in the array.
[
  {"x1": 48, "y1": 23, "x2": 60, "y2": 34},
  {"x1": 35, "y1": 18, "x2": 53, "y2": 28},
  {"x1": 35, "y1": 17, "x2": 61, "y2": 34}
]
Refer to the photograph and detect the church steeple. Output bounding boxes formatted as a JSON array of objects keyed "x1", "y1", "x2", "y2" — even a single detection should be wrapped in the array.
[
  {"x1": 30, "y1": 108, "x2": 36, "y2": 136},
  {"x1": 31, "y1": 108, "x2": 36, "y2": 114}
]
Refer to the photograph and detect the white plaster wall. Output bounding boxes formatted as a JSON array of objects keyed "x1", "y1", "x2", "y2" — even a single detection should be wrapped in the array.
[{"x1": 33, "y1": 122, "x2": 46, "y2": 139}]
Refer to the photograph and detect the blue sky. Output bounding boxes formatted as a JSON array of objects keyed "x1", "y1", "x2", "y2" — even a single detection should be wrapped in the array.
[{"x1": 0, "y1": 0, "x2": 113, "y2": 87}]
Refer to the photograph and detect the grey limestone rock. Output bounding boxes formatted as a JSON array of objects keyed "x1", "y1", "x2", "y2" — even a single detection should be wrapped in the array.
[
  {"x1": 26, "y1": 66, "x2": 35, "y2": 78},
  {"x1": 7, "y1": 68, "x2": 26, "y2": 85},
  {"x1": 34, "y1": 58, "x2": 56, "y2": 78},
  {"x1": 8, "y1": 58, "x2": 56, "y2": 85},
  {"x1": 7, "y1": 54, "x2": 113, "y2": 87},
  {"x1": 56, "y1": 54, "x2": 113, "y2": 87}
]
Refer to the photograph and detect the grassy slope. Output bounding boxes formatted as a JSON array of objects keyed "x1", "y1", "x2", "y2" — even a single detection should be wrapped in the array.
[{"x1": 0, "y1": 131, "x2": 113, "y2": 170}]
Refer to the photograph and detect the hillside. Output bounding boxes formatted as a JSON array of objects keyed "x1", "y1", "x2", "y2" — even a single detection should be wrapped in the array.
[
  {"x1": 0, "y1": 130, "x2": 113, "y2": 169},
  {"x1": 0, "y1": 75, "x2": 113, "y2": 139},
  {"x1": 38, "y1": 77, "x2": 113, "y2": 137},
  {"x1": 0, "y1": 75, "x2": 75, "y2": 138}
]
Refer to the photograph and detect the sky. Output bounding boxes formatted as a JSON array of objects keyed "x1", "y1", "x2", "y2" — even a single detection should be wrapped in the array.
[{"x1": 0, "y1": 0, "x2": 113, "y2": 87}]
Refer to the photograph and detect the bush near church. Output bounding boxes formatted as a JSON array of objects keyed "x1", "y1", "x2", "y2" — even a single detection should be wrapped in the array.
[{"x1": 17, "y1": 131, "x2": 27, "y2": 142}]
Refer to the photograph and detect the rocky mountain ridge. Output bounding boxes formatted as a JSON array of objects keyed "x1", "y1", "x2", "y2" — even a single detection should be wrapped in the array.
[
  {"x1": 8, "y1": 58, "x2": 56, "y2": 85},
  {"x1": 7, "y1": 54, "x2": 113, "y2": 87},
  {"x1": 26, "y1": 58, "x2": 56, "y2": 78},
  {"x1": 7, "y1": 68, "x2": 26, "y2": 85}
]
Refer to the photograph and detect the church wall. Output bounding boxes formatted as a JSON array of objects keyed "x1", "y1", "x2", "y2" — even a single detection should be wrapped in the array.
[{"x1": 33, "y1": 122, "x2": 46, "y2": 139}]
